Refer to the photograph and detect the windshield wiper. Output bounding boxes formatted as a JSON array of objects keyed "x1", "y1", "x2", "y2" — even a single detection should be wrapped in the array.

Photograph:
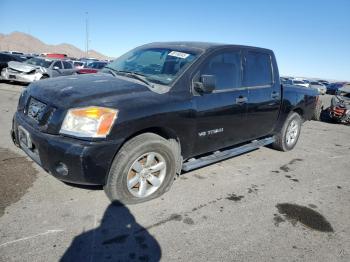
[
  {"x1": 115, "y1": 70, "x2": 154, "y2": 87},
  {"x1": 103, "y1": 68, "x2": 156, "y2": 87},
  {"x1": 103, "y1": 66, "x2": 118, "y2": 77}
]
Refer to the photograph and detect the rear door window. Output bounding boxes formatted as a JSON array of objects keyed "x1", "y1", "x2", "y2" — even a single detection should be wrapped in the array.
[
  {"x1": 63, "y1": 61, "x2": 73, "y2": 69},
  {"x1": 243, "y1": 51, "x2": 272, "y2": 87}
]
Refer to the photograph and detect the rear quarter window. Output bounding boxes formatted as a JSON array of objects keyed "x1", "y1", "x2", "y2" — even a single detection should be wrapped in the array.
[{"x1": 243, "y1": 51, "x2": 272, "y2": 87}]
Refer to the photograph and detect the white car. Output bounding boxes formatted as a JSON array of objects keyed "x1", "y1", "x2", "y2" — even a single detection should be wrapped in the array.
[
  {"x1": 291, "y1": 80, "x2": 310, "y2": 88},
  {"x1": 1, "y1": 57, "x2": 75, "y2": 83},
  {"x1": 309, "y1": 81, "x2": 327, "y2": 95}
]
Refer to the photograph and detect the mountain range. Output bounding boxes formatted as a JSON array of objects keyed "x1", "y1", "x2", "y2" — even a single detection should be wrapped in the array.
[{"x1": 0, "y1": 32, "x2": 111, "y2": 60}]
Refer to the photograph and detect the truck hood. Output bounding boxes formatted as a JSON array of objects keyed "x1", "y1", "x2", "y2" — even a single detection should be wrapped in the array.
[
  {"x1": 8, "y1": 61, "x2": 46, "y2": 73},
  {"x1": 27, "y1": 73, "x2": 156, "y2": 109}
]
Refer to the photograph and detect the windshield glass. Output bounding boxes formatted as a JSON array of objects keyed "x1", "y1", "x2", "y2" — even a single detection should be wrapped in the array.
[
  {"x1": 87, "y1": 62, "x2": 107, "y2": 69},
  {"x1": 25, "y1": 58, "x2": 53, "y2": 68},
  {"x1": 104, "y1": 48, "x2": 198, "y2": 85},
  {"x1": 294, "y1": 81, "x2": 304, "y2": 84}
]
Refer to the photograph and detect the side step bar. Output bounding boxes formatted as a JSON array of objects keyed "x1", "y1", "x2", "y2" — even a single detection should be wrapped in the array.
[{"x1": 182, "y1": 137, "x2": 275, "y2": 171}]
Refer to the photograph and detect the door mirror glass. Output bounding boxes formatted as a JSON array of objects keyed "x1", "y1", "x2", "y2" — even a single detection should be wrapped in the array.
[
  {"x1": 53, "y1": 66, "x2": 60, "y2": 70},
  {"x1": 194, "y1": 75, "x2": 216, "y2": 94}
]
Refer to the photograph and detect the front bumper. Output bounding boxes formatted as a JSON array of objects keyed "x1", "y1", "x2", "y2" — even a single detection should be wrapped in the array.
[
  {"x1": 12, "y1": 112, "x2": 123, "y2": 185},
  {"x1": 1, "y1": 68, "x2": 41, "y2": 83}
]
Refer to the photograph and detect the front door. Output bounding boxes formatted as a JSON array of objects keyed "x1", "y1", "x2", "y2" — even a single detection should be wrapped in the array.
[
  {"x1": 51, "y1": 61, "x2": 63, "y2": 77},
  {"x1": 192, "y1": 49, "x2": 249, "y2": 155}
]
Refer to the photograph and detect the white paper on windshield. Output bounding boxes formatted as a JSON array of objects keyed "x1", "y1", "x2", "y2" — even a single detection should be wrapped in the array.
[{"x1": 168, "y1": 51, "x2": 190, "y2": 59}]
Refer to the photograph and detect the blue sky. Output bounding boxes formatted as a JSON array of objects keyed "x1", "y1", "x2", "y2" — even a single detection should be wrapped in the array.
[{"x1": 0, "y1": 0, "x2": 349, "y2": 80}]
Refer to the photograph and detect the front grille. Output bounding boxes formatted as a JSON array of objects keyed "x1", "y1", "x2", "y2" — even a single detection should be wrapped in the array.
[{"x1": 27, "y1": 97, "x2": 47, "y2": 122}]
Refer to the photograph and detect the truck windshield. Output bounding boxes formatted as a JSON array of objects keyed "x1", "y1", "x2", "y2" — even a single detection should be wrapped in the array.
[{"x1": 104, "y1": 48, "x2": 198, "y2": 85}]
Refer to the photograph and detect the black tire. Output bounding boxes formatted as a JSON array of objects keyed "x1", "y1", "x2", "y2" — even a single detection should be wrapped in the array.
[
  {"x1": 272, "y1": 112, "x2": 302, "y2": 152},
  {"x1": 104, "y1": 133, "x2": 178, "y2": 205},
  {"x1": 168, "y1": 138, "x2": 183, "y2": 175},
  {"x1": 312, "y1": 98, "x2": 323, "y2": 121},
  {"x1": 40, "y1": 75, "x2": 49, "y2": 80}
]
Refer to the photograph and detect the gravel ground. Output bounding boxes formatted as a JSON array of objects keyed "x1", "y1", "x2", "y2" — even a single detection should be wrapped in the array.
[
  {"x1": 0, "y1": 82, "x2": 349, "y2": 262},
  {"x1": 0, "y1": 148, "x2": 37, "y2": 217}
]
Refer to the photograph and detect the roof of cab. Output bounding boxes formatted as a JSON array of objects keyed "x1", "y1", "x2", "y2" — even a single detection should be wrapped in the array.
[{"x1": 140, "y1": 41, "x2": 273, "y2": 54}]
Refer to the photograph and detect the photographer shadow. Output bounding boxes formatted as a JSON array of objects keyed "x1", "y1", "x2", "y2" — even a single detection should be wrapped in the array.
[{"x1": 61, "y1": 202, "x2": 161, "y2": 262}]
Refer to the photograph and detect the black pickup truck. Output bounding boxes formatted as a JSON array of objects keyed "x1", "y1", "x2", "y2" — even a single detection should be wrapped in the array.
[{"x1": 11, "y1": 42, "x2": 317, "y2": 204}]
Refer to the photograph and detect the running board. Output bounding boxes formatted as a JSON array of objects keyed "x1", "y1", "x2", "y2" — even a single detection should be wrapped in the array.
[{"x1": 182, "y1": 137, "x2": 275, "y2": 171}]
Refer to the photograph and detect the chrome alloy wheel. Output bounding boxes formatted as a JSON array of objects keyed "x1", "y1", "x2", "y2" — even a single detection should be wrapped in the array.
[
  {"x1": 127, "y1": 152, "x2": 167, "y2": 198},
  {"x1": 286, "y1": 120, "x2": 299, "y2": 146}
]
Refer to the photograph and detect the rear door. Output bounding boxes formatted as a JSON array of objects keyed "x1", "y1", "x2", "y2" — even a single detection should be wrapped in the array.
[
  {"x1": 243, "y1": 50, "x2": 281, "y2": 139},
  {"x1": 192, "y1": 48, "x2": 249, "y2": 155},
  {"x1": 62, "y1": 61, "x2": 74, "y2": 75}
]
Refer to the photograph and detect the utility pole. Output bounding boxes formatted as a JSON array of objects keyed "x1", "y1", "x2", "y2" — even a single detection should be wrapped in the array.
[{"x1": 85, "y1": 12, "x2": 89, "y2": 58}]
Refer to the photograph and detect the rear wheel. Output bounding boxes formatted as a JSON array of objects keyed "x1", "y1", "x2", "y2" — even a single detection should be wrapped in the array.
[
  {"x1": 104, "y1": 133, "x2": 178, "y2": 204},
  {"x1": 40, "y1": 75, "x2": 49, "y2": 80},
  {"x1": 272, "y1": 112, "x2": 302, "y2": 151}
]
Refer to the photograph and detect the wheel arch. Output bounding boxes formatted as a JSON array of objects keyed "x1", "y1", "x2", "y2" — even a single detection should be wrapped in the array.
[
  {"x1": 292, "y1": 107, "x2": 304, "y2": 119},
  {"x1": 126, "y1": 126, "x2": 181, "y2": 146},
  {"x1": 106, "y1": 126, "x2": 183, "y2": 183}
]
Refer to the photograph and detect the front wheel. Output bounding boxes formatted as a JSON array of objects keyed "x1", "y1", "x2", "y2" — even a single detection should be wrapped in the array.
[
  {"x1": 272, "y1": 112, "x2": 302, "y2": 151},
  {"x1": 104, "y1": 133, "x2": 178, "y2": 205}
]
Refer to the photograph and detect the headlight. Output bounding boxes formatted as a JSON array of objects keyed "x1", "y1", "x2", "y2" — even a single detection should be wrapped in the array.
[{"x1": 60, "y1": 106, "x2": 118, "y2": 138}]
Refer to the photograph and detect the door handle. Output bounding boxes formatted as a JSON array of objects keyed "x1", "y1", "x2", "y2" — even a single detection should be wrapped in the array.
[
  {"x1": 236, "y1": 96, "x2": 248, "y2": 104},
  {"x1": 271, "y1": 91, "x2": 280, "y2": 99}
]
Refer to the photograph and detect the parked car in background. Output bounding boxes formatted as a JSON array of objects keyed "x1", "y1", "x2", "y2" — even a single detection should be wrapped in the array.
[
  {"x1": 42, "y1": 53, "x2": 67, "y2": 59},
  {"x1": 309, "y1": 81, "x2": 327, "y2": 95},
  {"x1": 0, "y1": 53, "x2": 28, "y2": 77},
  {"x1": 329, "y1": 85, "x2": 350, "y2": 124},
  {"x1": 292, "y1": 80, "x2": 310, "y2": 88},
  {"x1": 7, "y1": 51, "x2": 24, "y2": 55},
  {"x1": 317, "y1": 80, "x2": 329, "y2": 87},
  {"x1": 280, "y1": 77, "x2": 291, "y2": 83},
  {"x1": 281, "y1": 78, "x2": 310, "y2": 88},
  {"x1": 79, "y1": 58, "x2": 99, "y2": 66},
  {"x1": 72, "y1": 61, "x2": 85, "y2": 69},
  {"x1": 1, "y1": 57, "x2": 75, "y2": 83},
  {"x1": 76, "y1": 61, "x2": 108, "y2": 74},
  {"x1": 327, "y1": 82, "x2": 346, "y2": 95},
  {"x1": 280, "y1": 77, "x2": 296, "y2": 85}
]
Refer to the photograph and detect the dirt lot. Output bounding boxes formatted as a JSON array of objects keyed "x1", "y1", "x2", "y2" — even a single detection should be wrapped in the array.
[{"x1": 0, "y1": 82, "x2": 349, "y2": 262}]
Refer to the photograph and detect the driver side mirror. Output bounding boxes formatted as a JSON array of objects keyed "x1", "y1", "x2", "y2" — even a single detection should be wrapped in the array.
[
  {"x1": 194, "y1": 74, "x2": 216, "y2": 94},
  {"x1": 53, "y1": 66, "x2": 60, "y2": 70}
]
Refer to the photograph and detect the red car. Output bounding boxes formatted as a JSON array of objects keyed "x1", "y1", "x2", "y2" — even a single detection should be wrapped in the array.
[
  {"x1": 44, "y1": 53, "x2": 67, "y2": 59},
  {"x1": 77, "y1": 61, "x2": 107, "y2": 74}
]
